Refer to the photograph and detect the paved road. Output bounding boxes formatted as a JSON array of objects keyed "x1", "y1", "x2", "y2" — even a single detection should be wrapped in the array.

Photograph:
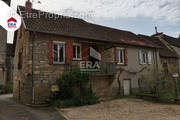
[{"x1": 0, "y1": 94, "x2": 65, "y2": 120}]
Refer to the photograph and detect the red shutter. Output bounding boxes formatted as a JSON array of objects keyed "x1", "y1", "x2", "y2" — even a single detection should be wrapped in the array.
[
  {"x1": 115, "y1": 47, "x2": 118, "y2": 64},
  {"x1": 66, "y1": 41, "x2": 73, "y2": 64},
  {"x1": 82, "y1": 44, "x2": 89, "y2": 61},
  {"x1": 48, "y1": 40, "x2": 53, "y2": 65},
  {"x1": 124, "y1": 48, "x2": 128, "y2": 65}
]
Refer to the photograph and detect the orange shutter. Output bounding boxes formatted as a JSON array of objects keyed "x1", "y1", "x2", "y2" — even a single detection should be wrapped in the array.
[
  {"x1": 115, "y1": 47, "x2": 118, "y2": 64},
  {"x1": 124, "y1": 48, "x2": 128, "y2": 65},
  {"x1": 66, "y1": 41, "x2": 73, "y2": 64},
  {"x1": 82, "y1": 44, "x2": 89, "y2": 61},
  {"x1": 48, "y1": 40, "x2": 53, "y2": 65}
]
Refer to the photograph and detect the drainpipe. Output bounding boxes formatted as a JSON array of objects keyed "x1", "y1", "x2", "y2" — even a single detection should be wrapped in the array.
[
  {"x1": 155, "y1": 48, "x2": 159, "y2": 72},
  {"x1": 32, "y1": 31, "x2": 35, "y2": 104}
]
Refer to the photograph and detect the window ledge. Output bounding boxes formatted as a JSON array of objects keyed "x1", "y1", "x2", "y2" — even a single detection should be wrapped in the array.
[
  {"x1": 140, "y1": 63, "x2": 147, "y2": 65},
  {"x1": 73, "y1": 58, "x2": 82, "y2": 61},
  {"x1": 53, "y1": 62, "x2": 65, "y2": 65},
  {"x1": 117, "y1": 63, "x2": 125, "y2": 65}
]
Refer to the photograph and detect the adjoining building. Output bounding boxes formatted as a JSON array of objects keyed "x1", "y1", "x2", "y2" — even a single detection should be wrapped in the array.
[
  {"x1": 139, "y1": 34, "x2": 179, "y2": 75},
  {"x1": 0, "y1": 0, "x2": 11, "y2": 85},
  {"x1": 153, "y1": 33, "x2": 180, "y2": 74}
]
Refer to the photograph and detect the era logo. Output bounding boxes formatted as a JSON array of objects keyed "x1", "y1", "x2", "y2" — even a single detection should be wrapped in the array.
[{"x1": 7, "y1": 17, "x2": 17, "y2": 28}]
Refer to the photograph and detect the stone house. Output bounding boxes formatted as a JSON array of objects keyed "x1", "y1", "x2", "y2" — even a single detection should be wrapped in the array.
[
  {"x1": 0, "y1": 27, "x2": 7, "y2": 85},
  {"x1": 152, "y1": 33, "x2": 180, "y2": 74},
  {"x1": 13, "y1": 2, "x2": 161, "y2": 104},
  {"x1": 6, "y1": 43, "x2": 14, "y2": 83},
  {"x1": 0, "y1": 0, "x2": 12, "y2": 85}
]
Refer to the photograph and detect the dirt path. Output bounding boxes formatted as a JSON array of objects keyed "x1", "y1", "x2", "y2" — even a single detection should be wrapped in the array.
[
  {"x1": 0, "y1": 94, "x2": 65, "y2": 120},
  {"x1": 60, "y1": 98, "x2": 180, "y2": 120}
]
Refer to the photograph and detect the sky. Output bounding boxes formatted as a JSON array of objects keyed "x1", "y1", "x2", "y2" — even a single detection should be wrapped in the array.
[{"x1": 8, "y1": 0, "x2": 180, "y2": 43}]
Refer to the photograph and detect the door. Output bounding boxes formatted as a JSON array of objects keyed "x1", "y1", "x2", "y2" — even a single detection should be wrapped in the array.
[{"x1": 123, "y1": 79, "x2": 130, "y2": 95}]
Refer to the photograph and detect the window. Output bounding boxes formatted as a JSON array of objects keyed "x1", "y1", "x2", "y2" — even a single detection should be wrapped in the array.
[
  {"x1": 53, "y1": 42, "x2": 65, "y2": 64},
  {"x1": 73, "y1": 44, "x2": 81, "y2": 60},
  {"x1": 163, "y1": 63, "x2": 168, "y2": 74},
  {"x1": 147, "y1": 51, "x2": 152, "y2": 64},
  {"x1": 139, "y1": 50, "x2": 146, "y2": 64},
  {"x1": 117, "y1": 48, "x2": 124, "y2": 64}
]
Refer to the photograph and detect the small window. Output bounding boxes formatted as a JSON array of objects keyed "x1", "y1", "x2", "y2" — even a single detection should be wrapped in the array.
[
  {"x1": 147, "y1": 51, "x2": 152, "y2": 64},
  {"x1": 53, "y1": 42, "x2": 65, "y2": 64},
  {"x1": 139, "y1": 50, "x2": 146, "y2": 64},
  {"x1": 117, "y1": 48, "x2": 124, "y2": 64},
  {"x1": 73, "y1": 44, "x2": 82, "y2": 60}
]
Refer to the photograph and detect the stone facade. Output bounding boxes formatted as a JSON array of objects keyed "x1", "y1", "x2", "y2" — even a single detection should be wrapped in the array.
[
  {"x1": 103, "y1": 46, "x2": 161, "y2": 96},
  {"x1": 0, "y1": 0, "x2": 11, "y2": 85},
  {"x1": 160, "y1": 57, "x2": 179, "y2": 74},
  {"x1": 0, "y1": 27, "x2": 7, "y2": 85},
  {"x1": 13, "y1": 24, "x2": 162, "y2": 104},
  {"x1": 6, "y1": 44, "x2": 14, "y2": 83}
]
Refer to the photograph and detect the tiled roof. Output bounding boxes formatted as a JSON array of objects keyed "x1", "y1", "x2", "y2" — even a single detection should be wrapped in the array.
[
  {"x1": 153, "y1": 33, "x2": 180, "y2": 47},
  {"x1": 138, "y1": 35, "x2": 178, "y2": 58},
  {"x1": 18, "y1": 6, "x2": 159, "y2": 48}
]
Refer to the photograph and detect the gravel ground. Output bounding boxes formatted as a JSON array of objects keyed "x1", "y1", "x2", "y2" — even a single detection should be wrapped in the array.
[{"x1": 59, "y1": 98, "x2": 180, "y2": 120}]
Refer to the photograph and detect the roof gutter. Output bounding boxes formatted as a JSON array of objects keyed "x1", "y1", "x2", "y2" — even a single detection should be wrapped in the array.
[{"x1": 31, "y1": 31, "x2": 36, "y2": 104}]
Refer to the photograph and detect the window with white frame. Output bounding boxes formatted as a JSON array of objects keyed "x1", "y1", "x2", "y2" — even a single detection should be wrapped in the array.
[
  {"x1": 73, "y1": 43, "x2": 81, "y2": 60},
  {"x1": 117, "y1": 48, "x2": 124, "y2": 64},
  {"x1": 139, "y1": 50, "x2": 146, "y2": 64},
  {"x1": 147, "y1": 51, "x2": 152, "y2": 64},
  {"x1": 53, "y1": 42, "x2": 65, "y2": 64}
]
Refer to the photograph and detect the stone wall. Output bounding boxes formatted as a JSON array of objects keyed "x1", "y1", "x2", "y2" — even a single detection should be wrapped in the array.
[
  {"x1": 0, "y1": 27, "x2": 7, "y2": 85},
  {"x1": 13, "y1": 26, "x2": 161, "y2": 104},
  {"x1": 160, "y1": 57, "x2": 179, "y2": 74}
]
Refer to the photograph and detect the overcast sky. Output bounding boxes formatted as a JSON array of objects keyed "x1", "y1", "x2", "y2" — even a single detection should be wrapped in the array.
[{"x1": 8, "y1": 0, "x2": 180, "y2": 43}]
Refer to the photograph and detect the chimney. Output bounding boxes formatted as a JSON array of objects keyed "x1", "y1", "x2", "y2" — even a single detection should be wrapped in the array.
[
  {"x1": 155, "y1": 26, "x2": 158, "y2": 34},
  {"x1": 25, "y1": 0, "x2": 32, "y2": 13}
]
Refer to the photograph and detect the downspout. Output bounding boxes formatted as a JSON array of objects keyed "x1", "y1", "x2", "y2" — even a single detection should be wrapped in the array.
[
  {"x1": 155, "y1": 48, "x2": 159, "y2": 72},
  {"x1": 32, "y1": 31, "x2": 35, "y2": 104}
]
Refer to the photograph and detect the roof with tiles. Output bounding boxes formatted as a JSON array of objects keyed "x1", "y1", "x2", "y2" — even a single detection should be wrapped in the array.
[
  {"x1": 138, "y1": 34, "x2": 178, "y2": 58},
  {"x1": 153, "y1": 33, "x2": 180, "y2": 47},
  {"x1": 18, "y1": 6, "x2": 159, "y2": 48}
]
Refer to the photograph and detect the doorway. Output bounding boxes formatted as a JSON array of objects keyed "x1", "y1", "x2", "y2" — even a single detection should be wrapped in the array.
[{"x1": 123, "y1": 79, "x2": 131, "y2": 95}]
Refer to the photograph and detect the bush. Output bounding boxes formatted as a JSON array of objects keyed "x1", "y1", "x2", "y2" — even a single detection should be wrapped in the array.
[
  {"x1": 0, "y1": 85, "x2": 4, "y2": 90},
  {"x1": 4, "y1": 82, "x2": 13, "y2": 93},
  {"x1": 54, "y1": 68, "x2": 98, "y2": 107},
  {"x1": 139, "y1": 72, "x2": 177, "y2": 103}
]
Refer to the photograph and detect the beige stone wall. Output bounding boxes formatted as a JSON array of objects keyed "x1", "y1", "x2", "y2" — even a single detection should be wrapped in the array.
[
  {"x1": 111, "y1": 46, "x2": 160, "y2": 96},
  {"x1": 13, "y1": 27, "x2": 161, "y2": 103},
  {"x1": 13, "y1": 26, "x2": 32, "y2": 103},
  {"x1": 0, "y1": 69, "x2": 6, "y2": 85},
  {"x1": 160, "y1": 57, "x2": 179, "y2": 74}
]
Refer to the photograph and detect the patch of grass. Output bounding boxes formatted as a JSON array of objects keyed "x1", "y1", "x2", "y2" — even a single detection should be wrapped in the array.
[
  {"x1": 0, "y1": 82, "x2": 13, "y2": 94},
  {"x1": 101, "y1": 94, "x2": 137, "y2": 103}
]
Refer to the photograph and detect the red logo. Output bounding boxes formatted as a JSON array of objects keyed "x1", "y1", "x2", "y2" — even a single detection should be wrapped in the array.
[{"x1": 7, "y1": 17, "x2": 17, "y2": 28}]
